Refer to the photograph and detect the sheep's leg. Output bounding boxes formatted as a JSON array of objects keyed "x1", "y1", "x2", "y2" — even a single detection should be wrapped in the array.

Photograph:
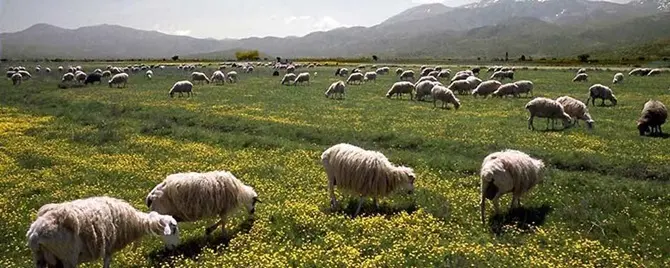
[
  {"x1": 373, "y1": 198, "x2": 379, "y2": 210},
  {"x1": 103, "y1": 253, "x2": 111, "y2": 268},
  {"x1": 528, "y1": 115, "x2": 535, "y2": 130},
  {"x1": 480, "y1": 198, "x2": 487, "y2": 225},
  {"x1": 510, "y1": 195, "x2": 521, "y2": 209},
  {"x1": 492, "y1": 198, "x2": 500, "y2": 216},
  {"x1": 433, "y1": 99, "x2": 437, "y2": 108},
  {"x1": 601, "y1": 99, "x2": 605, "y2": 106},
  {"x1": 353, "y1": 197, "x2": 364, "y2": 218},
  {"x1": 329, "y1": 175, "x2": 338, "y2": 210},
  {"x1": 205, "y1": 216, "x2": 225, "y2": 236}
]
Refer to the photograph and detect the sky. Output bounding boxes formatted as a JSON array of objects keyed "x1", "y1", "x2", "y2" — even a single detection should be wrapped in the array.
[{"x1": 0, "y1": 0, "x2": 633, "y2": 39}]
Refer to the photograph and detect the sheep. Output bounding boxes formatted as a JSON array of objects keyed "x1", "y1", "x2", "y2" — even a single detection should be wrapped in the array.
[
  {"x1": 613, "y1": 73, "x2": 624, "y2": 84},
  {"x1": 466, "y1": 76, "x2": 482, "y2": 90},
  {"x1": 352, "y1": 68, "x2": 361, "y2": 74},
  {"x1": 293, "y1": 72, "x2": 310, "y2": 86},
  {"x1": 211, "y1": 70, "x2": 226, "y2": 85},
  {"x1": 432, "y1": 85, "x2": 461, "y2": 109},
  {"x1": 437, "y1": 70, "x2": 451, "y2": 79},
  {"x1": 168, "y1": 80, "x2": 194, "y2": 97},
  {"x1": 375, "y1": 68, "x2": 388, "y2": 75},
  {"x1": 492, "y1": 83, "x2": 520, "y2": 98},
  {"x1": 647, "y1": 69, "x2": 662, "y2": 76},
  {"x1": 108, "y1": 73, "x2": 128, "y2": 88},
  {"x1": 99, "y1": 70, "x2": 111, "y2": 78},
  {"x1": 334, "y1": 68, "x2": 342, "y2": 76},
  {"x1": 399, "y1": 70, "x2": 415, "y2": 82},
  {"x1": 490, "y1": 71, "x2": 513, "y2": 81},
  {"x1": 525, "y1": 97, "x2": 572, "y2": 130},
  {"x1": 364, "y1": 71, "x2": 377, "y2": 83},
  {"x1": 57, "y1": 66, "x2": 64, "y2": 72},
  {"x1": 35, "y1": 66, "x2": 41, "y2": 73},
  {"x1": 321, "y1": 143, "x2": 415, "y2": 217},
  {"x1": 471, "y1": 80, "x2": 502, "y2": 98},
  {"x1": 146, "y1": 170, "x2": 259, "y2": 236},
  {"x1": 427, "y1": 70, "x2": 440, "y2": 78},
  {"x1": 190, "y1": 72, "x2": 210, "y2": 85},
  {"x1": 472, "y1": 67, "x2": 481, "y2": 75},
  {"x1": 586, "y1": 84, "x2": 617, "y2": 106},
  {"x1": 272, "y1": 70, "x2": 280, "y2": 76},
  {"x1": 84, "y1": 73, "x2": 102, "y2": 85},
  {"x1": 74, "y1": 71, "x2": 87, "y2": 84},
  {"x1": 145, "y1": 70, "x2": 153, "y2": 80},
  {"x1": 513, "y1": 80, "x2": 534, "y2": 97},
  {"x1": 18, "y1": 70, "x2": 32, "y2": 80},
  {"x1": 246, "y1": 66, "x2": 254, "y2": 73},
  {"x1": 6, "y1": 71, "x2": 16, "y2": 78},
  {"x1": 479, "y1": 149, "x2": 545, "y2": 224},
  {"x1": 637, "y1": 100, "x2": 667, "y2": 136},
  {"x1": 227, "y1": 71, "x2": 239, "y2": 83},
  {"x1": 345, "y1": 73, "x2": 363, "y2": 85},
  {"x1": 18, "y1": 66, "x2": 26, "y2": 71},
  {"x1": 420, "y1": 68, "x2": 435, "y2": 77},
  {"x1": 339, "y1": 68, "x2": 349, "y2": 77},
  {"x1": 577, "y1": 68, "x2": 587, "y2": 74},
  {"x1": 628, "y1": 68, "x2": 645, "y2": 76},
  {"x1": 415, "y1": 80, "x2": 441, "y2": 101},
  {"x1": 325, "y1": 80, "x2": 346, "y2": 99},
  {"x1": 452, "y1": 72, "x2": 472, "y2": 82},
  {"x1": 286, "y1": 65, "x2": 296, "y2": 73},
  {"x1": 11, "y1": 72, "x2": 22, "y2": 86},
  {"x1": 556, "y1": 96, "x2": 594, "y2": 129},
  {"x1": 281, "y1": 73, "x2": 297, "y2": 85},
  {"x1": 447, "y1": 80, "x2": 472, "y2": 95},
  {"x1": 572, "y1": 73, "x2": 588, "y2": 82},
  {"x1": 26, "y1": 196, "x2": 179, "y2": 268},
  {"x1": 61, "y1": 73, "x2": 75, "y2": 83},
  {"x1": 415, "y1": 75, "x2": 438, "y2": 85},
  {"x1": 395, "y1": 68, "x2": 404, "y2": 76},
  {"x1": 386, "y1": 81, "x2": 415, "y2": 100},
  {"x1": 93, "y1": 69, "x2": 103, "y2": 74}
]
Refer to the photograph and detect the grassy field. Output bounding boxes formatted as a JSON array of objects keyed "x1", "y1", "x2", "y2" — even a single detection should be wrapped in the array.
[{"x1": 0, "y1": 63, "x2": 669, "y2": 267}]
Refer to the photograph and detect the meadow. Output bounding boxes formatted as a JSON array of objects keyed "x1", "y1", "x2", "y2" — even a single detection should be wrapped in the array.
[{"x1": 0, "y1": 63, "x2": 669, "y2": 267}]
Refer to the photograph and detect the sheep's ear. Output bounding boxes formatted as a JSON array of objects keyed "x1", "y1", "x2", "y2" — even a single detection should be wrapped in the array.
[
  {"x1": 163, "y1": 221, "x2": 173, "y2": 235},
  {"x1": 253, "y1": 196, "x2": 262, "y2": 203}
]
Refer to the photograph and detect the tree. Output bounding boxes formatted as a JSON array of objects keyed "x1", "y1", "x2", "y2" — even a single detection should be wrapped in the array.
[
  {"x1": 372, "y1": 55, "x2": 378, "y2": 61},
  {"x1": 577, "y1": 54, "x2": 590, "y2": 63},
  {"x1": 236, "y1": 50, "x2": 260, "y2": 61},
  {"x1": 505, "y1": 52, "x2": 509, "y2": 61},
  {"x1": 519, "y1": 55, "x2": 526, "y2": 61},
  {"x1": 172, "y1": 55, "x2": 179, "y2": 61}
]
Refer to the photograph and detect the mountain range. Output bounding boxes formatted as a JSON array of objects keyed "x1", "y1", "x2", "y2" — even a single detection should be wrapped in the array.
[{"x1": 1, "y1": 0, "x2": 669, "y2": 60}]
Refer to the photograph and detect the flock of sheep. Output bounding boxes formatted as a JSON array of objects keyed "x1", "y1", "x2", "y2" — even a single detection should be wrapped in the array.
[{"x1": 6, "y1": 61, "x2": 668, "y2": 267}]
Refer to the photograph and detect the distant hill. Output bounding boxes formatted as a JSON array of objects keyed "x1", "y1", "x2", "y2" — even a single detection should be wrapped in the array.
[{"x1": 1, "y1": 0, "x2": 669, "y2": 60}]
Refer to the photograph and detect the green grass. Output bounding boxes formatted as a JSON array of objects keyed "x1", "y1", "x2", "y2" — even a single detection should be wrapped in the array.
[{"x1": 0, "y1": 63, "x2": 669, "y2": 267}]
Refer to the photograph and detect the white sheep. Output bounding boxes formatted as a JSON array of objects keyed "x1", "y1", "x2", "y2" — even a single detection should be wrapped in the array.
[
  {"x1": 427, "y1": 70, "x2": 440, "y2": 78},
  {"x1": 480, "y1": 150, "x2": 545, "y2": 224},
  {"x1": 101, "y1": 70, "x2": 112, "y2": 78},
  {"x1": 35, "y1": 66, "x2": 41, "y2": 73},
  {"x1": 246, "y1": 66, "x2": 254, "y2": 73},
  {"x1": 437, "y1": 70, "x2": 451, "y2": 79},
  {"x1": 491, "y1": 83, "x2": 520, "y2": 98},
  {"x1": 612, "y1": 73, "x2": 624, "y2": 84},
  {"x1": 452, "y1": 72, "x2": 472, "y2": 82},
  {"x1": 490, "y1": 71, "x2": 513, "y2": 81},
  {"x1": 321, "y1": 143, "x2": 416, "y2": 217},
  {"x1": 587, "y1": 84, "x2": 617, "y2": 106},
  {"x1": 364, "y1": 71, "x2": 377, "y2": 83},
  {"x1": 415, "y1": 80, "x2": 441, "y2": 101},
  {"x1": 281, "y1": 73, "x2": 296, "y2": 85},
  {"x1": 18, "y1": 70, "x2": 32, "y2": 80},
  {"x1": 93, "y1": 69, "x2": 103, "y2": 74},
  {"x1": 61, "y1": 73, "x2": 75, "y2": 83},
  {"x1": 399, "y1": 70, "x2": 415, "y2": 82},
  {"x1": 339, "y1": 68, "x2": 349, "y2": 77},
  {"x1": 513, "y1": 80, "x2": 534, "y2": 97},
  {"x1": 168, "y1": 80, "x2": 194, "y2": 97},
  {"x1": 395, "y1": 68, "x2": 404, "y2": 76},
  {"x1": 525, "y1": 97, "x2": 572, "y2": 130},
  {"x1": 556, "y1": 96, "x2": 594, "y2": 129},
  {"x1": 211, "y1": 70, "x2": 226, "y2": 85},
  {"x1": 145, "y1": 70, "x2": 153, "y2": 80},
  {"x1": 415, "y1": 75, "x2": 438, "y2": 85},
  {"x1": 108, "y1": 73, "x2": 128, "y2": 88},
  {"x1": 286, "y1": 65, "x2": 296, "y2": 73},
  {"x1": 11, "y1": 72, "x2": 22, "y2": 86},
  {"x1": 421, "y1": 68, "x2": 435, "y2": 77},
  {"x1": 45, "y1": 67, "x2": 51, "y2": 73},
  {"x1": 325, "y1": 80, "x2": 346, "y2": 99},
  {"x1": 472, "y1": 80, "x2": 502, "y2": 98},
  {"x1": 57, "y1": 66, "x2": 64, "y2": 72},
  {"x1": 466, "y1": 76, "x2": 482, "y2": 90},
  {"x1": 447, "y1": 80, "x2": 472, "y2": 95},
  {"x1": 227, "y1": 71, "x2": 239, "y2": 83},
  {"x1": 577, "y1": 68, "x2": 587, "y2": 74},
  {"x1": 432, "y1": 85, "x2": 461, "y2": 110},
  {"x1": 572, "y1": 73, "x2": 588, "y2": 82},
  {"x1": 293, "y1": 72, "x2": 310, "y2": 86},
  {"x1": 375, "y1": 68, "x2": 389, "y2": 75},
  {"x1": 146, "y1": 170, "x2": 259, "y2": 236},
  {"x1": 191, "y1": 72, "x2": 210, "y2": 84},
  {"x1": 637, "y1": 100, "x2": 667, "y2": 136},
  {"x1": 74, "y1": 71, "x2": 87, "y2": 84},
  {"x1": 346, "y1": 73, "x2": 365, "y2": 85},
  {"x1": 27, "y1": 196, "x2": 179, "y2": 268},
  {"x1": 647, "y1": 69, "x2": 662, "y2": 76},
  {"x1": 386, "y1": 81, "x2": 415, "y2": 100}
]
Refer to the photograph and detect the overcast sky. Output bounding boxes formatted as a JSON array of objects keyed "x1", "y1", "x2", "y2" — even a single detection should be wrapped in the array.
[{"x1": 0, "y1": 0, "x2": 632, "y2": 39}]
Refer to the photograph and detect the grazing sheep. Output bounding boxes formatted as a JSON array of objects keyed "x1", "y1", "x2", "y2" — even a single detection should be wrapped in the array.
[
  {"x1": 101, "y1": 70, "x2": 112, "y2": 78},
  {"x1": 325, "y1": 80, "x2": 346, "y2": 99},
  {"x1": 420, "y1": 65, "x2": 428, "y2": 71},
  {"x1": 35, "y1": 66, "x2": 41, "y2": 73},
  {"x1": 74, "y1": 71, "x2": 87, "y2": 84},
  {"x1": 246, "y1": 66, "x2": 254, "y2": 73},
  {"x1": 437, "y1": 70, "x2": 451, "y2": 79},
  {"x1": 61, "y1": 73, "x2": 75, "y2": 83},
  {"x1": 395, "y1": 68, "x2": 404, "y2": 76},
  {"x1": 321, "y1": 143, "x2": 415, "y2": 217},
  {"x1": 6, "y1": 71, "x2": 16, "y2": 78},
  {"x1": 447, "y1": 80, "x2": 472, "y2": 95},
  {"x1": 191, "y1": 72, "x2": 210, "y2": 84},
  {"x1": 227, "y1": 71, "x2": 239, "y2": 83},
  {"x1": 281, "y1": 73, "x2": 297, "y2": 85},
  {"x1": 386, "y1": 81, "x2": 415, "y2": 100},
  {"x1": 84, "y1": 73, "x2": 102, "y2": 85},
  {"x1": 293, "y1": 72, "x2": 310, "y2": 86},
  {"x1": 93, "y1": 69, "x2": 103, "y2": 74},
  {"x1": 286, "y1": 65, "x2": 296, "y2": 73},
  {"x1": 647, "y1": 69, "x2": 662, "y2": 76},
  {"x1": 427, "y1": 70, "x2": 440, "y2": 78},
  {"x1": 57, "y1": 66, "x2": 64, "y2": 72},
  {"x1": 587, "y1": 84, "x2": 617, "y2": 106},
  {"x1": 352, "y1": 68, "x2": 361, "y2": 74},
  {"x1": 637, "y1": 100, "x2": 667, "y2": 136},
  {"x1": 146, "y1": 170, "x2": 259, "y2": 235},
  {"x1": 415, "y1": 80, "x2": 441, "y2": 101},
  {"x1": 168, "y1": 80, "x2": 194, "y2": 97},
  {"x1": 364, "y1": 72, "x2": 377, "y2": 83},
  {"x1": 466, "y1": 76, "x2": 483, "y2": 90},
  {"x1": 452, "y1": 72, "x2": 471, "y2": 82},
  {"x1": 18, "y1": 70, "x2": 32, "y2": 80},
  {"x1": 435, "y1": 66, "x2": 443, "y2": 72},
  {"x1": 628, "y1": 68, "x2": 645, "y2": 76},
  {"x1": 399, "y1": 70, "x2": 415, "y2": 82},
  {"x1": 11, "y1": 73, "x2": 22, "y2": 86},
  {"x1": 345, "y1": 73, "x2": 364, "y2": 85},
  {"x1": 472, "y1": 80, "x2": 502, "y2": 98},
  {"x1": 334, "y1": 68, "x2": 342, "y2": 76},
  {"x1": 492, "y1": 83, "x2": 520, "y2": 98},
  {"x1": 45, "y1": 67, "x2": 51, "y2": 73},
  {"x1": 211, "y1": 70, "x2": 226, "y2": 85},
  {"x1": 479, "y1": 150, "x2": 545, "y2": 224},
  {"x1": 108, "y1": 73, "x2": 129, "y2": 88},
  {"x1": 415, "y1": 75, "x2": 438, "y2": 85},
  {"x1": 375, "y1": 68, "x2": 388, "y2": 75},
  {"x1": 110, "y1": 67, "x2": 122, "y2": 75},
  {"x1": 432, "y1": 85, "x2": 461, "y2": 109},
  {"x1": 145, "y1": 70, "x2": 153, "y2": 80},
  {"x1": 525, "y1": 97, "x2": 572, "y2": 130},
  {"x1": 613, "y1": 73, "x2": 624, "y2": 84},
  {"x1": 513, "y1": 80, "x2": 534, "y2": 97},
  {"x1": 272, "y1": 70, "x2": 280, "y2": 76},
  {"x1": 339, "y1": 68, "x2": 349, "y2": 77},
  {"x1": 572, "y1": 73, "x2": 588, "y2": 82},
  {"x1": 556, "y1": 96, "x2": 594, "y2": 129},
  {"x1": 577, "y1": 68, "x2": 587, "y2": 74},
  {"x1": 27, "y1": 196, "x2": 179, "y2": 268},
  {"x1": 421, "y1": 68, "x2": 435, "y2": 77}
]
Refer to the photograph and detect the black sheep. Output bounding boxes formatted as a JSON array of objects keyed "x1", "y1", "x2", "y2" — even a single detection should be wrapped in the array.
[
  {"x1": 272, "y1": 70, "x2": 280, "y2": 76},
  {"x1": 84, "y1": 73, "x2": 102, "y2": 85}
]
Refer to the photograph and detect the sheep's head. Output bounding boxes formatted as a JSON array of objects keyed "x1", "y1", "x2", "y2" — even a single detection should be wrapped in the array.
[
  {"x1": 396, "y1": 166, "x2": 416, "y2": 194},
  {"x1": 586, "y1": 119, "x2": 595, "y2": 130},
  {"x1": 148, "y1": 212, "x2": 180, "y2": 249},
  {"x1": 453, "y1": 99, "x2": 462, "y2": 110},
  {"x1": 610, "y1": 95, "x2": 618, "y2": 106},
  {"x1": 242, "y1": 185, "x2": 260, "y2": 216},
  {"x1": 637, "y1": 120, "x2": 649, "y2": 136}
]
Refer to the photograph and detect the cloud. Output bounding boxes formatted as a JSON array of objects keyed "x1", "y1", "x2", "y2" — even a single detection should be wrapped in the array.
[
  {"x1": 284, "y1": 15, "x2": 312, "y2": 24},
  {"x1": 312, "y1": 16, "x2": 345, "y2": 31},
  {"x1": 173, "y1": 30, "x2": 191, "y2": 36},
  {"x1": 411, "y1": 0, "x2": 444, "y2": 3}
]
